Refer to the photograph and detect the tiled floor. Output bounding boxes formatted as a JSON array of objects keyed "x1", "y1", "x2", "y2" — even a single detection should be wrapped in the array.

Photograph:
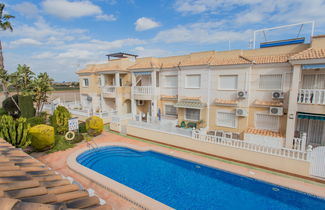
[{"x1": 37, "y1": 131, "x2": 325, "y2": 209}]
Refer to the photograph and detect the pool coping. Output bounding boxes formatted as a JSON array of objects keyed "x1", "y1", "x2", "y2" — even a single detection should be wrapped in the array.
[
  {"x1": 67, "y1": 142, "x2": 174, "y2": 210},
  {"x1": 68, "y1": 141, "x2": 325, "y2": 209}
]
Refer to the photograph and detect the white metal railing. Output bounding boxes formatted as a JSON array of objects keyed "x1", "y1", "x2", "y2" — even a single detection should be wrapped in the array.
[
  {"x1": 69, "y1": 109, "x2": 90, "y2": 117},
  {"x1": 292, "y1": 133, "x2": 307, "y2": 151},
  {"x1": 298, "y1": 89, "x2": 325, "y2": 105},
  {"x1": 192, "y1": 131, "x2": 309, "y2": 161},
  {"x1": 102, "y1": 86, "x2": 116, "y2": 94},
  {"x1": 132, "y1": 86, "x2": 153, "y2": 95},
  {"x1": 128, "y1": 120, "x2": 192, "y2": 137}
]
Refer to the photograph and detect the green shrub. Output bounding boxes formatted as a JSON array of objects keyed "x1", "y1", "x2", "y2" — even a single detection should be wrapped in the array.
[
  {"x1": 18, "y1": 95, "x2": 35, "y2": 118},
  {"x1": 0, "y1": 115, "x2": 31, "y2": 148},
  {"x1": 29, "y1": 124, "x2": 55, "y2": 151},
  {"x1": 0, "y1": 108, "x2": 7, "y2": 116},
  {"x1": 2, "y1": 95, "x2": 20, "y2": 118},
  {"x1": 86, "y1": 116, "x2": 104, "y2": 136},
  {"x1": 78, "y1": 122, "x2": 87, "y2": 133},
  {"x1": 27, "y1": 116, "x2": 46, "y2": 127},
  {"x1": 51, "y1": 106, "x2": 71, "y2": 134}
]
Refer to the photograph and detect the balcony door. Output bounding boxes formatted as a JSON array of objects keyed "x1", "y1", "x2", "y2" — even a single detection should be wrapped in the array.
[{"x1": 297, "y1": 117, "x2": 325, "y2": 147}]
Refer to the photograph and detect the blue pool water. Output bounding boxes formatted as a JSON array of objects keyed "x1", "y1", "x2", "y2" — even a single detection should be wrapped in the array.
[{"x1": 77, "y1": 146, "x2": 325, "y2": 210}]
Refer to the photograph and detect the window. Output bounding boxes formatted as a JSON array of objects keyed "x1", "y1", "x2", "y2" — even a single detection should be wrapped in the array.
[
  {"x1": 216, "y1": 111, "x2": 237, "y2": 128},
  {"x1": 165, "y1": 104, "x2": 177, "y2": 116},
  {"x1": 164, "y1": 75, "x2": 177, "y2": 88},
  {"x1": 259, "y1": 74, "x2": 282, "y2": 90},
  {"x1": 219, "y1": 75, "x2": 238, "y2": 90},
  {"x1": 255, "y1": 113, "x2": 279, "y2": 131},
  {"x1": 185, "y1": 109, "x2": 200, "y2": 121},
  {"x1": 83, "y1": 79, "x2": 89, "y2": 87},
  {"x1": 302, "y1": 74, "x2": 325, "y2": 89},
  {"x1": 185, "y1": 74, "x2": 201, "y2": 88}
]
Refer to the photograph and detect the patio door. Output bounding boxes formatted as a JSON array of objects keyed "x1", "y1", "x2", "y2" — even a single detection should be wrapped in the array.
[{"x1": 297, "y1": 118, "x2": 325, "y2": 147}]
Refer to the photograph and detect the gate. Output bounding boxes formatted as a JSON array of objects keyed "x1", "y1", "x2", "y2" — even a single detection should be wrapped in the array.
[{"x1": 310, "y1": 146, "x2": 325, "y2": 178}]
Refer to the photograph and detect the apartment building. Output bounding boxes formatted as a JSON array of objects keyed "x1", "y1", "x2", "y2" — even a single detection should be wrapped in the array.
[{"x1": 76, "y1": 35, "x2": 325, "y2": 149}]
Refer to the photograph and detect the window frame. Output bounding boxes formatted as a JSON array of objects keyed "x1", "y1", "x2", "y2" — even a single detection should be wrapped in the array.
[
  {"x1": 164, "y1": 75, "x2": 178, "y2": 88},
  {"x1": 218, "y1": 74, "x2": 238, "y2": 90},
  {"x1": 185, "y1": 74, "x2": 201, "y2": 89},
  {"x1": 254, "y1": 112, "x2": 280, "y2": 132},
  {"x1": 82, "y1": 78, "x2": 89, "y2": 87},
  {"x1": 216, "y1": 110, "x2": 237, "y2": 128},
  {"x1": 184, "y1": 108, "x2": 200, "y2": 121},
  {"x1": 258, "y1": 74, "x2": 283, "y2": 91},
  {"x1": 164, "y1": 104, "x2": 177, "y2": 117}
]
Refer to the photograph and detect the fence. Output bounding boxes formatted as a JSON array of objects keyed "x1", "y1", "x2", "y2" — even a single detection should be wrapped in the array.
[
  {"x1": 132, "y1": 86, "x2": 153, "y2": 95},
  {"x1": 102, "y1": 86, "x2": 116, "y2": 94},
  {"x1": 128, "y1": 120, "x2": 192, "y2": 137},
  {"x1": 192, "y1": 130, "x2": 309, "y2": 161}
]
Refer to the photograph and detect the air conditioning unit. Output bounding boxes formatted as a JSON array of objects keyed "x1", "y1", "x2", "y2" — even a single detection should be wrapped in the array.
[
  {"x1": 137, "y1": 100, "x2": 144, "y2": 106},
  {"x1": 269, "y1": 107, "x2": 283, "y2": 116},
  {"x1": 237, "y1": 90, "x2": 248, "y2": 99},
  {"x1": 272, "y1": 91, "x2": 284, "y2": 99},
  {"x1": 236, "y1": 108, "x2": 247, "y2": 117}
]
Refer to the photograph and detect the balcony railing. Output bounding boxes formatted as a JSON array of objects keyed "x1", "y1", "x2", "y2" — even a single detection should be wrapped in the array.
[
  {"x1": 297, "y1": 89, "x2": 325, "y2": 105},
  {"x1": 102, "y1": 86, "x2": 116, "y2": 94},
  {"x1": 132, "y1": 86, "x2": 154, "y2": 95}
]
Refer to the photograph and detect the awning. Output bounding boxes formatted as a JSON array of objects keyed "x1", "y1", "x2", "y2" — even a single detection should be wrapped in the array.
[
  {"x1": 297, "y1": 113, "x2": 325, "y2": 121},
  {"x1": 302, "y1": 64, "x2": 325, "y2": 70},
  {"x1": 175, "y1": 100, "x2": 206, "y2": 109},
  {"x1": 134, "y1": 71, "x2": 151, "y2": 76}
]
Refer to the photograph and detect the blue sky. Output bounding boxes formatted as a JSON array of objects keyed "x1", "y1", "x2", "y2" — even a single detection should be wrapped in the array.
[{"x1": 1, "y1": 0, "x2": 325, "y2": 82}]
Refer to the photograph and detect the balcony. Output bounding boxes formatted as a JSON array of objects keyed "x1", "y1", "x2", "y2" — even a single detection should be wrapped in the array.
[
  {"x1": 102, "y1": 86, "x2": 116, "y2": 98},
  {"x1": 132, "y1": 86, "x2": 159, "y2": 100},
  {"x1": 297, "y1": 89, "x2": 325, "y2": 105}
]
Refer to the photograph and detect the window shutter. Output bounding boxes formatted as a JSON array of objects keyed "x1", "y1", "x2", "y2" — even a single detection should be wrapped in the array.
[
  {"x1": 164, "y1": 75, "x2": 177, "y2": 87},
  {"x1": 259, "y1": 74, "x2": 282, "y2": 90},
  {"x1": 302, "y1": 75, "x2": 315, "y2": 89},
  {"x1": 216, "y1": 112, "x2": 236, "y2": 128},
  {"x1": 185, "y1": 109, "x2": 200, "y2": 121},
  {"x1": 165, "y1": 105, "x2": 177, "y2": 116},
  {"x1": 255, "y1": 114, "x2": 279, "y2": 131},
  {"x1": 186, "y1": 75, "x2": 201, "y2": 88},
  {"x1": 219, "y1": 75, "x2": 238, "y2": 90}
]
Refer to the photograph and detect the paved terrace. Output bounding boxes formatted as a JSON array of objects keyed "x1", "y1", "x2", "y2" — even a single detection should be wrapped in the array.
[
  {"x1": 0, "y1": 139, "x2": 112, "y2": 210},
  {"x1": 36, "y1": 131, "x2": 325, "y2": 209}
]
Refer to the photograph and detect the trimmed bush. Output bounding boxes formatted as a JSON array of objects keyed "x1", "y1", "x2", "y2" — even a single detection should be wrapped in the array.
[
  {"x1": 0, "y1": 115, "x2": 31, "y2": 148},
  {"x1": 18, "y1": 95, "x2": 35, "y2": 118},
  {"x1": 78, "y1": 122, "x2": 87, "y2": 133},
  {"x1": 85, "y1": 116, "x2": 104, "y2": 136},
  {"x1": 51, "y1": 106, "x2": 71, "y2": 134},
  {"x1": 2, "y1": 94, "x2": 20, "y2": 118},
  {"x1": 27, "y1": 116, "x2": 46, "y2": 127},
  {"x1": 29, "y1": 124, "x2": 55, "y2": 151}
]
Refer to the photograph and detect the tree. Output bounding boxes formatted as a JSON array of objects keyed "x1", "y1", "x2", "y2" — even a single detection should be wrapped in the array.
[
  {"x1": 10, "y1": 64, "x2": 35, "y2": 95},
  {"x1": 32, "y1": 72, "x2": 54, "y2": 116},
  {"x1": 0, "y1": 3, "x2": 15, "y2": 98}
]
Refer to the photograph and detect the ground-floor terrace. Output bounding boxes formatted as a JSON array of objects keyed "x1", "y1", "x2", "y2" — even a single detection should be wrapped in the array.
[{"x1": 35, "y1": 131, "x2": 325, "y2": 210}]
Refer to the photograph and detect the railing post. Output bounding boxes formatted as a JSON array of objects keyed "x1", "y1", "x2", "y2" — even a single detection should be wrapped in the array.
[
  {"x1": 306, "y1": 145, "x2": 313, "y2": 161},
  {"x1": 301, "y1": 132, "x2": 307, "y2": 151}
]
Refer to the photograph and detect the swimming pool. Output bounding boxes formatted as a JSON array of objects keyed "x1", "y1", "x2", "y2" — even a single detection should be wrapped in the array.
[{"x1": 77, "y1": 146, "x2": 325, "y2": 210}]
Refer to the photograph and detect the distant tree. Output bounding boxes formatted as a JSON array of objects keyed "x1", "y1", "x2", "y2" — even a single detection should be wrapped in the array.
[
  {"x1": 32, "y1": 72, "x2": 54, "y2": 116},
  {"x1": 0, "y1": 69, "x2": 20, "y2": 112},
  {"x1": 0, "y1": 3, "x2": 15, "y2": 98}
]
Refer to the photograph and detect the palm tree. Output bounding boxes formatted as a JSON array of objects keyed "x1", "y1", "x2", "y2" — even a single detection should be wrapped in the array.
[{"x1": 0, "y1": 3, "x2": 15, "y2": 98}]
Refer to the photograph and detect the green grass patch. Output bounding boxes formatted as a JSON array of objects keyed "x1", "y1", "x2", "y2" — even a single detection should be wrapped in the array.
[{"x1": 47, "y1": 135, "x2": 75, "y2": 153}]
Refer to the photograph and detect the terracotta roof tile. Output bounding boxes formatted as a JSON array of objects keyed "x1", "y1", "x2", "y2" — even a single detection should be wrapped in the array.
[
  {"x1": 215, "y1": 99, "x2": 239, "y2": 105},
  {"x1": 210, "y1": 56, "x2": 250, "y2": 66},
  {"x1": 242, "y1": 54, "x2": 293, "y2": 64},
  {"x1": 254, "y1": 100, "x2": 283, "y2": 107},
  {"x1": 245, "y1": 128, "x2": 284, "y2": 138},
  {"x1": 290, "y1": 48, "x2": 325, "y2": 60},
  {"x1": 128, "y1": 58, "x2": 161, "y2": 70},
  {"x1": 0, "y1": 138, "x2": 111, "y2": 210}
]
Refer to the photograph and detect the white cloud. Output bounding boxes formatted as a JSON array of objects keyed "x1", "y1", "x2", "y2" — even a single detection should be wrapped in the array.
[
  {"x1": 135, "y1": 17, "x2": 160, "y2": 31},
  {"x1": 132, "y1": 46, "x2": 170, "y2": 57},
  {"x1": 96, "y1": 14, "x2": 117, "y2": 21},
  {"x1": 42, "y1": 0, "x2": 116, "y2": 21},
  {"x1": 12, "y1": 2, "x2": 40, "y2": 18},
  {"x1": 10, "y1": 38, "x2": 42, "y2": 47}
]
